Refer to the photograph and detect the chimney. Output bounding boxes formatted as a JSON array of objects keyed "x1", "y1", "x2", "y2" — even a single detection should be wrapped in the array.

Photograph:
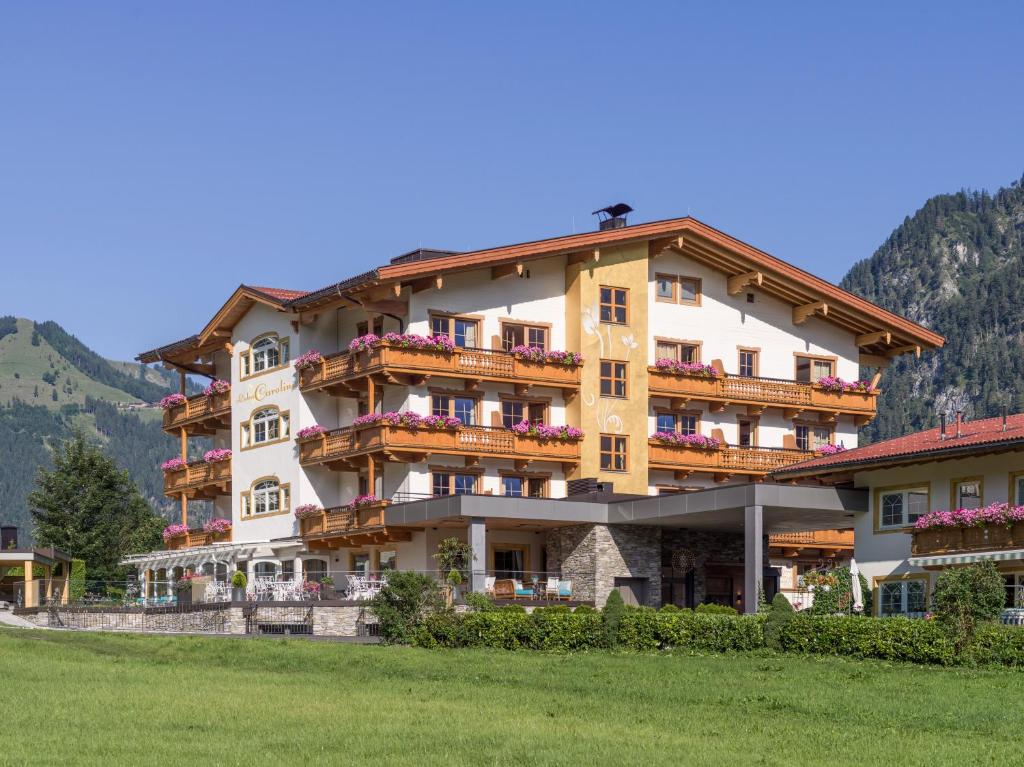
[
  {"x1": 955, "y1": 410, "x2": 963, "y2": 438},
  {"x1": 0, "y1": 526, "x2": 17, "y2": 550},
  {"x1": 592, "y1": 203, "x2": 633, "y2": 231},
  {"x1": 1003, "y1": 405, "x2": 1008, "y2": 432},
  {"x1": 939, "y1": 413, "x2": 946, "y2": 440}
]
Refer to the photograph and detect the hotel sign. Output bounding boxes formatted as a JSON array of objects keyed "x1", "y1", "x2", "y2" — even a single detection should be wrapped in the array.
[{"x1": 236, "y1": 379, "x2": 293, "y2": 405}]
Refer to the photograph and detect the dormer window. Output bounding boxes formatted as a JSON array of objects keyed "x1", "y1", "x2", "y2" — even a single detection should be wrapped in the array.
[{"x1": 241, "y1": 334, "x2": 290, "y2": 378}]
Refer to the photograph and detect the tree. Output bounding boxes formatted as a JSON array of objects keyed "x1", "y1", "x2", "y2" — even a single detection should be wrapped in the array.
[
  {"x1": 932, "y1": 562, "x2": 1005, "y2": 651},
  {"x1": 28, "y1": 432, "x2": 164, "y2": 583},
  {"x1": 370, "y1": 571, "x2": 443, "y2": 644}
]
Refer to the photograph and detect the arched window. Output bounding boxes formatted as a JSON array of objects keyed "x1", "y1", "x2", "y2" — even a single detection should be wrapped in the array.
[
  {"x1": 242, "y1": 477, "x2": 291, "y2": 518},
  {"x1": 241, "y1": 334, "x2": 290, "y2": 378}
]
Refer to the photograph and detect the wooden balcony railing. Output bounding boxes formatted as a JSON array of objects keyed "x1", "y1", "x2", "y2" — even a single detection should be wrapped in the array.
[
  {"x1": 299, "y1": 344, "x2": 581, "y2": 395},
  {"x1": 769, "y1": 530, "x2": 854, "y2": 549},
  {"x1": 912, "y1": 524, "x2": 1024, "y2": 557},
  {"x1": 647, "y1": 440, "x2": 814, "y2": 477},
  {"x1": 298, "y1": 502, "x2": 389, "y2": 539},
  {"x1": 162, "y1": 390, "x2": 232, "y2": 434},
  {"x1": 299, "y1": 424, "x2": 581, "y2": 468},
  {"x1": 164, "y1": 528, "x2": 233, "y2": 551},
  {"x1": 648, "y1": 369, "x2": 878, "y2": 419},
  {"x1": 162, "y1": 459, "x2": 232, "y2": 498}
]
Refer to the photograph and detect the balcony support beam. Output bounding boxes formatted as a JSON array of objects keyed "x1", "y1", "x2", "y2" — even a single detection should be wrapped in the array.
[
  {"x1": 727, "y1": 271, "x2": 763, "y2": 295},
  {"x1": 743, "y1": 505, "x2": 764, "y2": 615},
  {"x1": 888, "y1": 344, "x2": 921, "y2": 359},
  {"x1": 855, "y1": 330, "x2": 891, "y2": 347},
  {"x1": 469, "y1": 517, "x2": 487, "y2": 594},
  {"x1": 491, "y1": 262, "x2": 524, "y2": 280},
  {"x1": 793, "y1": 301, "x2": 828, "y2": 325}
]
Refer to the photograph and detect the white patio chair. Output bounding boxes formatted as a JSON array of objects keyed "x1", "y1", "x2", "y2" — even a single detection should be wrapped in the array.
[
  {"x1": 544, "y1": 578, "x2": 560, "y2": 599},
  {"x1": 485, "y1": 576, "x2": 496, "y2": 596}
]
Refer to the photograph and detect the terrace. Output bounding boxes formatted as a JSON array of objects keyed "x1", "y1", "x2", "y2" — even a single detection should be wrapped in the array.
[
  {"x1": 162, "y1": 458, "x2": 232, "y2": 498},
  {"x1": 161, "y1": 388, "x2": 232, "y2": 435},
  {"x1": 647, "y1": 439, "x2": 814, "y2": 479}
]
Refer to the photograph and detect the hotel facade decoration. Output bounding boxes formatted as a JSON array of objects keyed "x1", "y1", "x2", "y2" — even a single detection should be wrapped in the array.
[{"x1": 132, "y1": 213, "x2": 941, "y2": 609}]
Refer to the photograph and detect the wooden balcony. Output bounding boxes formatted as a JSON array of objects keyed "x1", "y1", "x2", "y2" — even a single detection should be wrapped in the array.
[
  {"x1": 912, "y1": 524, "x2": 1024, "y2": 557},
  {"x1": 769, "y1": 529, "x2": 854, "y2": 556},
  {"x1": 162, "y1": 459, "x2": 232, "y2": 499},
  {"x1": 164, "y1": 528, "x2": 233, "y2": 551},
  {"x1": 162, "y1": 390, "x2": 232, "y2": 435},
  {"x1": 298, "y1": 502, "x2": 411, "y2": 547},
  {"x1": 299, "y1": 424, "x2": 581, "y2": 470},
  {"x1": 299, "y1": 344, "x2": 581, "y2": 397},
  {"x1": 647, "y1": 439, "x2": 814, "y2": 479},
  {"x1": 648, "y1": 369, "x2": 878, "y2": 422}
]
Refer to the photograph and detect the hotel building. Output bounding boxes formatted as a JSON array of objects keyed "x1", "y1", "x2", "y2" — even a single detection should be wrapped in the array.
[{"x1": 129, "y1": 208, "x2": 941, "y2": 609}]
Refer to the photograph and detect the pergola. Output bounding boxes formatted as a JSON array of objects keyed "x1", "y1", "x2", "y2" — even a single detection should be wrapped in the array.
[{"x1": 0, "y1": 548, "x2": 73, "y2": 608}]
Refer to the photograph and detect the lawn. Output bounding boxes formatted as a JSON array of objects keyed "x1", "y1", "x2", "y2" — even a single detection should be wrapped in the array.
[{"x1": 2, "y1": 628, "x2": 1023, "y2": 766}]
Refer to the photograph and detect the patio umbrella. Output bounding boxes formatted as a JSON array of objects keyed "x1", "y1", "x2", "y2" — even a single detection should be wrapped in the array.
[{"x1": 850, "y1": 558, "x2": 864, "y2": 614}]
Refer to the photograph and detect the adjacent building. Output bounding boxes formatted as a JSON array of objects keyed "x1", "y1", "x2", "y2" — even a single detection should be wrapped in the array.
[{"x1": 126, "y1": 209, "x2": 941, "y2": 608}]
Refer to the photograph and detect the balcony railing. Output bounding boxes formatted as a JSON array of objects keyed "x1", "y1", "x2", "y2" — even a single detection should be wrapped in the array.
[
  {"x1": 912, "y1": 523, "x2": 1024, "y2": 557},
  {"x1": 298, "y1": 502, "x2": 390, "y2": 540},
  {"x1": 299, "y1": 344, "x2": 581, "y2": 395},
  {"x1": 647, "y1": 439, "x2": 814, "y2": 476},
  {"x1": 164, "y1": 528, "x2": 233, "y2": 551},
  {"x1": 647, "y1": 369, "x2": 878, "y2": 418},
  {"x1": 163, "y1": 459, "x2": 232, "y2": 498},
  {"x1": 769, "y1": 530, "x2": 854, "y2": 549},
  {"x1": 162, "y1": 390, "x2": 232, "y2": 434},
  {"x1": 299, "y1": 424, "x2": 581, "y2": 468}
]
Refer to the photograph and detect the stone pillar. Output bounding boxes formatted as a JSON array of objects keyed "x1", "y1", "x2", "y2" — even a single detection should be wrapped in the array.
[
  {"x1": 744, "y1": 505, "x2": 764, "y2": 615},
  {"x1": 468, "y1": 517, "x2": 487, "y2": 593},
  {"x1": 293, "y1": 557, "x2": 303, "y2": 583}
]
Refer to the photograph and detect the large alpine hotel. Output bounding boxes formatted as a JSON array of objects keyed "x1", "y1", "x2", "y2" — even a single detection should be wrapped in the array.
[{"x1": 129, "y1": 207, "x2": 944, "y2": 611}]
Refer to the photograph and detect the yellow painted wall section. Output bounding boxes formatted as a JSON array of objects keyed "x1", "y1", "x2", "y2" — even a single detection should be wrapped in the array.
[{"x1": 565, "y1": 242, "x2": 650, "y2": 494}]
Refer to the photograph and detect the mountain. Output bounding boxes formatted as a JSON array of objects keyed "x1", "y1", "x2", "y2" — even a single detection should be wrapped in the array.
[
  {"x1": 842, "y1": 174, "x2": 1024, "y2": 441},
  {"x1": 0, "y1": 317, "x2": 208, "y2": 543}
]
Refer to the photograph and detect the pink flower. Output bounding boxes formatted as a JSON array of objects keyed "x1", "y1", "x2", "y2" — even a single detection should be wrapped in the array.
[
  {"x1": 160, "y1": 457, "x2": 187, "y2": 472},
  {"x1": 915, "y1": 501, "x2": 1024, "y2": 531},
  {"x1": 508, "y1": 346, "x2": 583, "y2": 366},
  {"x1": 297, "y1": 425, "x2": 326, "y2": 440},
  {"x1": 203, "y1": 448, "x2": 232, "y2": 463},
  {"x1": 293, "y1": 350, "x2": 323, "y2": 370},
  {"x1": 508, "y1": 421, "x2": 584, "y2": 441},
  {"x1": 162, "y1": 523, "x2": 189, "y2": 541},
  {"x1": 651, "y1": 432, "x2": 721, "y2": 449},
  {"x1": 817, "y1": 376, "x2": 875, "y2": 394},
  {"x1": 203, "y1": 518, "x2": 232, "y2": 533},
  {"x1": 203, "y1": 379, "x2": 230, "y2": 396},
  {"x1": 349, "y1": 333, "x2": 455, "y2": 354},
  {"x1": 294, "y1": 504, "x2": 323, "y2": 519},
  {"x1": 654, "y1": 358, "x2": 718, "y2": 378},
  {"x1": 348, "y1": 494, "x2": 380, "y2": 508},
  {"x1": 353, "y1": 411, "x2": 460, "y2": 431},
  {"x1": 159, "y1": 393, "x2": 187, "y2": 409},
  {"x1": 818, "y1": 444, "x2": 846, "y2": 455}
]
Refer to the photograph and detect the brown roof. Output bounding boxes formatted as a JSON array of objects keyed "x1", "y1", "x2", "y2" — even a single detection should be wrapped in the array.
[
  {"x1": 246, "y1": 286, "x2": 310, "y2": 302},
  {"x1": 773, "y1": 413, "x2": 1024, "y2": 479}
]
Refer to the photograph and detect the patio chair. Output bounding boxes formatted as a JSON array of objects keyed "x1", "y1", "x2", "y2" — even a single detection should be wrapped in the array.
[
  {"x1": 544, "y1": 578, "x2": 560, "y2": 599},
  {"x1": 512, "y1": 580, "x2": 535, "y2": 599},
  {"x1": 485, "y1": 576, "x2": 496, "y2": 596},
  {"x1": 558, "y1": 579, "x2": 572, "y2": 600},
  {"x1": 493, "y1": 579, "x2": 515, "y2": 599}
]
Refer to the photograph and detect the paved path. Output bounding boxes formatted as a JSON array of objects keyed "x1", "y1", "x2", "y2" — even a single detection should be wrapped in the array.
[{"x1": 0, "y1": 609, "x2": 44, "y2": 629}]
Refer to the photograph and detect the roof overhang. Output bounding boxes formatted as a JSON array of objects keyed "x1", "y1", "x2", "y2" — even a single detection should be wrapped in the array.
[{"x1": 0, "y1": 548, "x2": 72, "y2": 567}]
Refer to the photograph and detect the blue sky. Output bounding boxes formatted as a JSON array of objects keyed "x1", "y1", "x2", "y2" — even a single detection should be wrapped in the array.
[{"x1": 1, "y1": 2, "x2": 1021, "y2": 360}]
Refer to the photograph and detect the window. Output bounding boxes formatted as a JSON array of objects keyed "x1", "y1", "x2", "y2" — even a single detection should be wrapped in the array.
[
  {"x1": 430, "y1": 314, "x2": 478, "y2": 348},
  {"x1": 1004, "y1": 574, "x2": 1024, "y2": 609},
  {"x1": 304, "y1": 559, "x2": 328, "y2": 582},
  {"x1": 654, "y1": 274, "x2": 701, "y2": 306},
  {"x1": 656, "y1": 413, "x2": 677, "y2": 434},
  {"x1": 600, "y1": 434, "x2": 628, "y2": 472},
  {"x1": 242, "y1": 478, "x2": 290, "y2": 518},
  {"x1": 952, "y1": 478, "x2": 982, "y2": 510},
  {"x1": 431, "y1": 394, "x2": 477, "y2": 425},
  {"x1": 600, "y1": 360, "x2": 628, "y2": 398},
  {"x1": 356, "y1": 321, "x2": 368, "y2": 337},
  {"x1": 877, "y1": 486, "x2": 929, "y2": 530},
  {"x1": 501, "y1": 323, "x2": 548, "y2": 351},
  {"x1": 242, "y1": 335, "x2": 289, "y2": 378},
  {"x1": 795, "y1": 355, "x2": 834, "y2": 383},
  {"x1": 241, "y1": 407, "x2": 290, "y2": 448},
  {"x1": 351, "y1": 553, "x2": 371, "y2": 576},
  {"x1": 380, "y1": 551, "x2": 398, "y2": 571},
  {"x1": 356, "y1": 317, "x2": 384, "y2": 337},
  {"x1": 738, "y1": 349, "x2": 758, "y2": 377},
  {"x1": 655, "y1": 340, "x2": 699, "y2": 363},
  {"x1": 493, "y1": 546, "x2": 527, "y2": 580},
  {"x1": 879, "y1": 579, "x2": 927, "y2": 617},
  {"x1": 599, "y1": 286, "x2": 628, "y2": 324},
  {"x1": 795, "y1": 424, "x2": 832, "y2": 451},
  {"x1": 503, "y1": 475, "x2": 547, "y2": 498},
  {"x1": 1013, "y1": 472, "x2": 1024, "y2": 505},
  {"x1": 501, "y1": 400, "x2": 547, "y2": 428},
  {"x1": 254, "y1": 562, "x2": 278, "y2": 579},
  {"x1": 656, "y1": 412, "x2": 698, "y2": 435},
  {"x1": 738, "y1": 418, "x2": 756, "y2": 447},
  {"x1": 432, "y1": 472, "x2": 477, "y2": 496}
]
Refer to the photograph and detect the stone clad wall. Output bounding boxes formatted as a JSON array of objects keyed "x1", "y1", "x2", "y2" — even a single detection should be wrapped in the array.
[
  {"x1": 546, "y1": 524, "x2": 661, "y2": 608},
  {"x1": 661, "y1": 529, "x2": 769, "y2": 606}
]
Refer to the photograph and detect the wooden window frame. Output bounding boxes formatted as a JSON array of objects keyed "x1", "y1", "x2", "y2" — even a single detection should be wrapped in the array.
[
  {"x1": 737, "y1": 414, "x2": 759, "y2": 448},
  {"x1": 793, "y1": 353, "x2": 838, "y2": 383},
  {"x1": 429, "y1": 388, "x2": 482, "y2": 425},
  {"x1": 654, "y1": 337, "x2": 702, "y2": 364},
  {"x1": 497, "y1": 395, "x2": 550, "y2": 428},
  {"x1": 499, "y1": 471, "x2": 550, "y2": 499},
  {"x1": 428, "y1": 311, "x2": 484, "y2": 348},
  {"x1": 654, "y1": 274, "x2": 702, "y2": 306},
  {"x1": 430, "y1": 469, "x2": 480, "y2": 497},
  {"x1": 1009, "y1": 470, "x2": 1024, "y2": 505},
  {"x1": 654, "y1": 273, "x2": 677, "y2": 303},
  {"x1": 599, "y1": 285, "x2": 629, "y2": 325},
  {"x1": 240, "y1": 476, "x2": 291, "y2": 521},
  {"x1": 873, "y1": 483, "x2": 931, "y2": 534},
  {"x1": 950, "y1": 476, "x2": 984, "y2": 509},
  {"x1": 654, "y1": 408, "x2": 701, "y2": 436},
  {"x1": 599, "y1": 359, "x2": 629, "y2": 399},
  {"x1": 794, "y1": 421, "x2": 834, "y2": 451},
  {"x1": 498, "y1": 319, "x2": 552, "y2": 352},
  {"x1": 240, "y1": 333, "x2": 291, "y2": 381},
  {"x1": 873, "y1": 574, "x2": 930, "y2": 617},
  {"x1": 488, "y1": 543, "x2": 531, "y2": 575},
  {"x1": 240, "y1": 406, "x2": 291, "y2": 451},
  {"x1": 737, "y1": 347, "x2": 760, "y2": 377},
  {"x1": 600, "y1": 433, "x2": 629, "y2": 473}
]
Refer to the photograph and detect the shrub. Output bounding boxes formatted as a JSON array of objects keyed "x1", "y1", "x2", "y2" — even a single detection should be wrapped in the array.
[
  {"x1": 652, "y1": 614, "x2": 765, "y2": 652},
  {"x1": 370, "y1": 571, "x2": 443, "y2": 644},
  {"x1": 763, "y1": 593, "x2": 795, "y2": 650},
  {"x1": 618, "y1": 607, "x2": 660, "y2": 650},
  {"x1": 463, "y1": 592, "x2": 498, "y2": 612},
  {"x1": 602, "y1": 590, "x2": 626, "y2": 648},
  {"x1": 69, "y1": 559, "x2": 86, "y2": 600},
  {"x1": 808, "y1": 567, "x2": 872, "y2": 616},
  {"x1": 696, "y1": 602, "x2": 737, "y2": 615},
  {"x1": 932, "y1": 561, "x2": 1006, "y2": 650},
  {"x1": 659, "y1": 603, "x2": 687, "y2": 613},
  {"x1": 778, "y1": 614, "x2": 957, "y2": 665},
  {"x1": 231, "y1": 571, "x2": 247, "y2": 589},
  {"x1": 573, "y1": 604, "x2": 597, "y2": 614}
]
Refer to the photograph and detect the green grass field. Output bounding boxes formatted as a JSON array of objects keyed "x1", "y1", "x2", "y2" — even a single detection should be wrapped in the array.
[{"x1": 2, "y1": 627, "x2": 1023, "y2": 766}]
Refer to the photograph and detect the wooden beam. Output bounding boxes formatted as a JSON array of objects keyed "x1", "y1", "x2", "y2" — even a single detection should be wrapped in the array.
[
  {"x1": 409, "y1": 275, "x2": 443, "y2": 293},
  {"x1": 673, "y1": 470, "x2": 692, "y2": 481},
  {"x1": 669, "y1": 397, "x2": 690, "y2": 410},
  {"x1": 859, "y1": 353, "x2": 891, "y2": 369},
  {"x1": 888, "y1": 344, "x2": 922, "y2": 359},
  {"x1": 855, "y1": 330, "x2": 891, "y2": 347},
  {"x1": 727, "y1": 270, "x2": 763, "y2": 295},
  {"x1": 392, "y1": 283, "x2": 402, "y2": 298},
  {"x1": 491, "y1": 262, "x2": 524, "y2": 280},
  {"x1": 793, "y1": 301, "x2": 828, "y2": 325},
  {"x1": 783, "y1": 408, "x2": 803, "y2": 420},
  {"x1": 359, "y1": 300, "x2": 407, "y2": 315}
]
